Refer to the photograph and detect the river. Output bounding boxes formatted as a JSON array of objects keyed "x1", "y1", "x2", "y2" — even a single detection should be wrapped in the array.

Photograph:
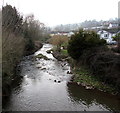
[{"x1": 3, "y1": 44, "x2": 120, "y2": 111}]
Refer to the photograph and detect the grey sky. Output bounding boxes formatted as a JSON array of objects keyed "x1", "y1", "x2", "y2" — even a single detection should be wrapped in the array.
[{"x1": 1, "y1": 0, "x2": 120, "y2": 27}]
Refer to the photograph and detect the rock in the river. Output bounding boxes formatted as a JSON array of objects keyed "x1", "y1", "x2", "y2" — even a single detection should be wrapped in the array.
[
  {"x1": 67, "y1": 71, "x2": 73, "y2": 74},
  {"x1": 58, "y1": 81, "x2": 61, "y2": 83},
  {"x1": 54, "y1": 80, "x2": 61, "y2": 83},
  {"x1": 36, "y1": 66, "x2": 41, "y2": 69},
  {"x1": 54, "y1": 80, "x2": 57, "y2": 82},
  {"x1": 41, "y1": 68, "x2": 46, "y2": 70},
  {"x1": 85, "y1": 85, "x2": 94, "y2": 90},
  {"x1": 67, "y1": 71, "x2": 69, "y2": 74},
  {"x1": 77, "y1": 82, "x2": 80, "y2": 85},
  {"x1": 46, "y1": 49, "x2": 52, "y2": 54},
  {"x1": 20, "y1": 76, "x2": 23, "y2": 78},
  {"x1": 35, "y1": 54, "x2": 50, "y2": 60},
  {"x1": 81, "y1": 83, "x2": 86, "y2": 87},
  {"x1": 30, "y1": 63, "x2": 34, "y2": 65}
]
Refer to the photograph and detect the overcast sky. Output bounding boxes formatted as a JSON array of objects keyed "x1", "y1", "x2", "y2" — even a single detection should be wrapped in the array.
[{"x1": 1, "y1": 0, "x2": 120, "y2": 27}]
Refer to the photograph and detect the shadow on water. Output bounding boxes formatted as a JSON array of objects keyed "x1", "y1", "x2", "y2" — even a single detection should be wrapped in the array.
[
  {"x1": 67, "y1": 83, "x2": 120, "y2": 111},
  {"x1": 2, "y1": 75, "x2": 23, "y2": 110},
  {"x1": 2, "y1": 55, "x2": 33, "y2": 110}
]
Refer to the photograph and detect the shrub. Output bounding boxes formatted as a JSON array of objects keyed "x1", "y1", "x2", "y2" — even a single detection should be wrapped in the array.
[
  {"x1": 91, "y1": 52, "x2": 120, "y2": 90},
  {"x1": 49, "y1": 35, "x2": 68, "y2": 51},
  {"x1": 67, "y1": 29, "x2": 106, "y2": 60},
  {"x1": 79, "y1": 47, "x2": 120, "y2": 91}
]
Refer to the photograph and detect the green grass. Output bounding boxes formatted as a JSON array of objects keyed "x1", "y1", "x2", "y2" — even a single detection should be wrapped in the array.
[
  {"x1": 73, "y1": 67, "x2": 116, "y2": 93},
  {"x1": 61, "y1": 49, "x2": 68, "y2": 56},
  {"x1": 35, "y1": 54, "x2": 50, "y2": 60}
]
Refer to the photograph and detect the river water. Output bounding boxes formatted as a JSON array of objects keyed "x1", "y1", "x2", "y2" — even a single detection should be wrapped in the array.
[{"x1": 3, "y1": 44, "x2": 120, "y2": 111}]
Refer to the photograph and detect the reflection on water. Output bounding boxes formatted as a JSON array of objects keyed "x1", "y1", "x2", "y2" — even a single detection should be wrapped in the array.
[
  {"x1": 3, "y1": 44, "x2": 120, "y2": 111},
  {"x1": 67, "y1": 83, "x2": 120, "y2": 111}
]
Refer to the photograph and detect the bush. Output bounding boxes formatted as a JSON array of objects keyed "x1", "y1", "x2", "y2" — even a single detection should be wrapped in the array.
[
  {"x1": 67, "y1": 29, "x2": 106, "y2": 60},
  {"x1": 78, "y1": 47, "x2": 120, "y2": 91},
  {"x1": 79, "y1": 46, "x2": 109, "y2": 66},
  {"x1": 91, "y1": 52, "x2": 120, "y2": 90}
]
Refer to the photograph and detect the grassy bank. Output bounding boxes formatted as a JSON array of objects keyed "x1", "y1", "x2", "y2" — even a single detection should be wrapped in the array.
[
  {"x1": 52, "y1": 47, "x2": 119, "y2": 95},
  {"x1": 72, "y1": 67, "x2": 118, "y2": 95}
]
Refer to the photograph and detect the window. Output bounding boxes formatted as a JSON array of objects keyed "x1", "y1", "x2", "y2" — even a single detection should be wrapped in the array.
[{"x1": 104, "y1": 34, "x2": 108, "y2": 37}]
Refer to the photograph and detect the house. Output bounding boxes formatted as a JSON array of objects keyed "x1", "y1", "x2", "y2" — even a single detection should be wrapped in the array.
[
  {"x1": 50, "y1": 31, "x2": 74, "y2": 37},
  {"x1": 97, "y1": 29, "x2": 118, "y2": 44},
  {"x1": 67, "y1": 31, "x2": 74, "y2": 37},
  {"x1": 108, "y1": 23, "x2": 118, "y2": 29}
]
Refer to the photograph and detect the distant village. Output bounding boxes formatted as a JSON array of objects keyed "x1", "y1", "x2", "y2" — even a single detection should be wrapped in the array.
[{"x1": 50, "y1": 20, "x2": 120, "y2": 44}]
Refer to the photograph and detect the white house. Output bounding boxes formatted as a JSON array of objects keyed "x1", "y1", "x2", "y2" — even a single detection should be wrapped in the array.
[
  {"x1": 108, "y1": 23, "x2": 118, "y2": 29},
  {"x1": 97, "y1": 30, "x2": 116, "y2": 44},
  {"x1": 67, "y1": 32, "x2": 74, "y2": 37}
]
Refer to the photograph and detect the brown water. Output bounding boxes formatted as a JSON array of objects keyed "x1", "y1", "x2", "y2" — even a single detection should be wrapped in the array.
[{"x1": 3, "y1": 44, "x2": 120, "y2": 111}]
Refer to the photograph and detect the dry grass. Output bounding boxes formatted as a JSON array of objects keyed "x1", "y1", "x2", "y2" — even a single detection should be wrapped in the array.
[{"x1": 49, "y1": 35, "x2": 69, "y2": 47}]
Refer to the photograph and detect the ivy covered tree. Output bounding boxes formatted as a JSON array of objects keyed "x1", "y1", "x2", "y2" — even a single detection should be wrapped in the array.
[{"x1": 67, "y1": 29, "x2": 106, "y2": 60}]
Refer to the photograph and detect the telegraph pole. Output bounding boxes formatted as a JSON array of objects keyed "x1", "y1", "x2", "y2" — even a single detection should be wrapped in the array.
[
  {"x1": 3, "y1": 0, "x2": 4, "y2": 6},
  {"x1": 118, "y1": 1, "x2": 120, "y2": 51}
]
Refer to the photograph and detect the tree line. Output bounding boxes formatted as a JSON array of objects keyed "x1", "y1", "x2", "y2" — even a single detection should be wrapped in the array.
[{"x1": 2, "y1": 5, "x2": 50, "y2": 96}]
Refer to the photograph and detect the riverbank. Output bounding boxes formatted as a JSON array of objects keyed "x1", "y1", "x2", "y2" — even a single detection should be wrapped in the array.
[
  {"x1": 2, "y1": 42, "x2": 43, "y2": 99},
  {"x1": 70, "y1": 67, "x2": 118, "y2": 95},
  {"x1": 51, "y1": 47, "x2": 120, "y2": 96},
  {"x1": 2, "y1": 4, "x2": 48, "y2": 100},
  {"x1": 24, "y1": 41, "x2": 43, "y2": 56}
]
